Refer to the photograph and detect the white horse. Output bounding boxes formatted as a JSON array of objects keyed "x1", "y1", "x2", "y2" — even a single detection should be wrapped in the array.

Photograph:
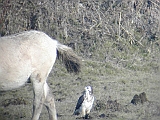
[{"x1": 0, "y1": 30, "x2": 81, "y2": 120}]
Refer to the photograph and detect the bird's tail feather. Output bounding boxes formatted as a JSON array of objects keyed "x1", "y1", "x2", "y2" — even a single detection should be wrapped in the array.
[{"x1": 73, "y1": 109, "x2": 80, "y2": 115}]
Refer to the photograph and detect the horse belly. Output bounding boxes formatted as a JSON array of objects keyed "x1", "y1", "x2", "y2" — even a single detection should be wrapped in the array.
[
  {"x1": 0, "y1": 78, "x2": 28, "y2": 91},
  {"x1": 0, "y1": 72, "x2": 31, "y2": 91},
  {"x1": 0, "y1": 62, "x2": 32, "y2": 91}
]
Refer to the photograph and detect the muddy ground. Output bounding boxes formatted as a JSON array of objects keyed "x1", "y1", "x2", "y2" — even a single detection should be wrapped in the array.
[{"x1": 0, "y1": 59, "x2": 160, "y2": 120}]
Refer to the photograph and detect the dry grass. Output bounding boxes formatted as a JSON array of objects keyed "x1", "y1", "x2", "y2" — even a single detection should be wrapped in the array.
[
  {"x1": 0, "y1": 59, "x2": 159, "y2": 120},
  {"x1": 0, "y1": 0, "x2": 160, "y2": 120}
]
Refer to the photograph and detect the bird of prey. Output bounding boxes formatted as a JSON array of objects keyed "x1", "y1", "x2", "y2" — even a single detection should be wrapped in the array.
[{"x1": 73, "y1": 86, "x2": 94, "y2": 119}]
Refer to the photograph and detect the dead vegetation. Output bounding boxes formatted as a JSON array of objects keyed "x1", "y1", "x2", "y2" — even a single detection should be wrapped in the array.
[
  {"x1": 0, "y1": 0, "x2": 159, "y2": 71},
  {"x1": 0, "y1": 0, "x2": 160, "y2": 120}
]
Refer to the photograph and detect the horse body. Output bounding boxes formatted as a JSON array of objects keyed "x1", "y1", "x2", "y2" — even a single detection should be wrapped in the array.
[
  {"x1": 0, "y1": 30, "x2": 81, "y2": 120},
  {"x1": 0, "y1": 31, "x2": 57, "y2": 91}
]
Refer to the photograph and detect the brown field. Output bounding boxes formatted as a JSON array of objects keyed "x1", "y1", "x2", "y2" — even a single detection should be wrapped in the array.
[
  {"x1": 0, "y1": 58, "x2": 159, "y2": 120},
  {"x1": 0, "y1": 0, "x2": 160, "y2": 120}
]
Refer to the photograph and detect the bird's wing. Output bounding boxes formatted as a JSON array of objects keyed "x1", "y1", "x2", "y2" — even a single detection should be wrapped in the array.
[{"x1": 75, "y1": 95, "x2": 84, "y2": 110}]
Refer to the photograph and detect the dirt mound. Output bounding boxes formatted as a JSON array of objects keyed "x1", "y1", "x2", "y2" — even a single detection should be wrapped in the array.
[{"x1": 131, "y1": 92, "x2": 148, "y2": 105}]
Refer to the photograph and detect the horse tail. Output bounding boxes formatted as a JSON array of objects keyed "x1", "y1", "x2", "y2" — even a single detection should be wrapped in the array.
[{"x1": 56, "y1": 43, "x2": 81, "y2": 74}]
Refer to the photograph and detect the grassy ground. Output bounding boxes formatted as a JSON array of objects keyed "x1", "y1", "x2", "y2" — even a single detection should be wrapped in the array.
[
  {"x1": 0, "y1": 0, "x2": 160, "y2": 120},
  {"x1": 0, "y1": 57, "x2": 159, "y2": 120}
]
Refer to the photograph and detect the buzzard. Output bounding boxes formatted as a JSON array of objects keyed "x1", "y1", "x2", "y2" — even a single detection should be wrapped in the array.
[{"x1": 73, "y1": 86, "x2": 94, "y2": 119}]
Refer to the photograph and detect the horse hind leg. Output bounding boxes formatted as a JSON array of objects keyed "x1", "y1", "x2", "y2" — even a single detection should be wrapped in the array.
[
  {"x1": 44, "y1": 82, "x2": 57, "y2": 120},
  {"x1": 30, "y1": 73, "x2": 47, "y2": 120}
]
